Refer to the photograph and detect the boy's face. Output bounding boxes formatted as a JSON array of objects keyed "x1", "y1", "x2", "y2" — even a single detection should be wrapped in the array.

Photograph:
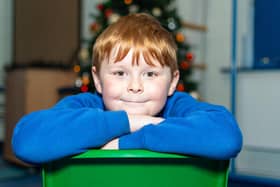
[{"x1": 92, "y1": 49, "x2": 179, "y2": 116}]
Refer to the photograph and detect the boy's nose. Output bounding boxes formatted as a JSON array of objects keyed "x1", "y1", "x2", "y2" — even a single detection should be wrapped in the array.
[{"x1": 127, "y1": 78, "x2": 143, "y2": 94}]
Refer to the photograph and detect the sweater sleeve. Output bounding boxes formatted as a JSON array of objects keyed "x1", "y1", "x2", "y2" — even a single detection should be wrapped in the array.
[
  {"x1": 12, "y1": 93, "x2": 130, "y2": 164},
  {"x1": 119, "y1": 92, "x2": 242, "y2": 160}
]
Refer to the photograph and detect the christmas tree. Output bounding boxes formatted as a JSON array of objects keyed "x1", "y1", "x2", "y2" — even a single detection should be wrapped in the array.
[{"x1": 74, "y1": 0, "x2": 196, "y2": 93}]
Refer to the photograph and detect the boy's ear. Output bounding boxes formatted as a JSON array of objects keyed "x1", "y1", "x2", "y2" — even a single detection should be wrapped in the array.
[
  {"x1": 91, "y1": 66, "x2": 102, "y2": 94},
  {"x1": 168, "y1": 70, "x2": 180, "y2": 96}
]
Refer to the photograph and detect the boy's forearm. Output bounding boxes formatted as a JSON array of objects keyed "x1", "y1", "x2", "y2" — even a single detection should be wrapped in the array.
[
  {"x1": 101, "y1": 115, "x2": 164, "y2": 150},
  {"x1": 12, "y1": 109, "x2": 130, "y2": 164},
  {"x1": 119, "y1": 107, "x2": 243, "y2": 160}
]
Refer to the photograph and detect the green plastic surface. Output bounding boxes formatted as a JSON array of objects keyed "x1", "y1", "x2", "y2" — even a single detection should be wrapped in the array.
[{"x1": 42, "y1": 150, "x2": 229, "y2": 187}]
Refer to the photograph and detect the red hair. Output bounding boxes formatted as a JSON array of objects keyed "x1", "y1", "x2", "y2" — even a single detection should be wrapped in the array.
[{"x1": 92, "y1": 13, "x2": 178, "y2": 74}]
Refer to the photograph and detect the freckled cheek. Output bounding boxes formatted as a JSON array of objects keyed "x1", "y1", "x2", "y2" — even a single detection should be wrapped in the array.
[
  {"x1": 145, "y1": 81, "x2": 170, "y2": 94},
  {"x1": 102, "y1": 80, "x2": 124, "y2": 96}
]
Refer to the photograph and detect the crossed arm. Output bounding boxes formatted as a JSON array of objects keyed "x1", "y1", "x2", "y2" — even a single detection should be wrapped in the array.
[
  {"x1": 12, "y1": 92, "x2": 242, "y2": 164},
  {"x1": 102, "y1": 115, "x2": 164, "y2": 149}
]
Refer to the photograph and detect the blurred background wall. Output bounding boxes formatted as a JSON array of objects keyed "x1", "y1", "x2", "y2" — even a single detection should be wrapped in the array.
[{"x1": 0, "y1": 1, "x2": 13, "y2": 142}]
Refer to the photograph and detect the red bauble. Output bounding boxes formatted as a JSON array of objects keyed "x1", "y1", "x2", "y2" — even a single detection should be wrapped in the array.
[
  {"x1": 90, "y1": 22, "x2": 99, "y2": 32},
  {"x1": 97, "y1": 4, "x2": 104, "y2": 11},
  {"x1": 177, "y1": 83, "x2": 185, "y2": 91},
  {"x1": 124, "y1": 0, "x2": 133, "y2": 5},
  {"x1": 186, "y1": 52, "x2": 194, "y2": 61},
  {"x1": 105, "y1": 9, "x2": 113, "y2": 18},
  {"x1": 180, "y1": 61, "x2": 191, "y2": 70},
  {"x1": 81, "y1": 85, "x2": 89, "y2": 92}
]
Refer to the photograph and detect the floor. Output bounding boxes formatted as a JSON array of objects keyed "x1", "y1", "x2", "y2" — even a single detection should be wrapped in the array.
[
  {"x1": 2, "y1": 173, "x2": 280, "y2": 187},
  {"x1": 1, "y1": 166, "x2": 280, "y2": 187},
  {"x1": 0, "y1": 153, "x2": 41, "y2": 186},
  {"x1": 0, "y1": 174, "x2": 41, "y2": 187}
]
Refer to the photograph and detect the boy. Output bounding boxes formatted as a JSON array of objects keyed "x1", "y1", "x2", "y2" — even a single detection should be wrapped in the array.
[{"x1": 12, "y1": 13, "x2": 242, "y2": 164}]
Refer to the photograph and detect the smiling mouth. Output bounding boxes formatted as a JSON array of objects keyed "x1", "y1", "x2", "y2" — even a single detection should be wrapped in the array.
[{"x1": 120, "y1": 99, "x2": 146, "y2": 103}]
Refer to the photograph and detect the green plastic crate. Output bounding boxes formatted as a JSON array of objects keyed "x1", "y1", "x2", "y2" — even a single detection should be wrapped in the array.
[{"x1": 42, "y1": 150, "x2": 229, "y2": 187}]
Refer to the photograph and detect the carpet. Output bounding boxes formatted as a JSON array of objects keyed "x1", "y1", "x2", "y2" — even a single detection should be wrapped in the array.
[{"x1": 0, "y1": 155, "x2": 30, "y2": 181}]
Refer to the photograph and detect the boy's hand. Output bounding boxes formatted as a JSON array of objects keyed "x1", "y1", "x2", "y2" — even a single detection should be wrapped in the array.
[
  {"x1": 127, "y1": 115, "x2": 164, "y2": 132},
  {"x1": 101, "y1": 138, "x2": 119, "y2": 150}
]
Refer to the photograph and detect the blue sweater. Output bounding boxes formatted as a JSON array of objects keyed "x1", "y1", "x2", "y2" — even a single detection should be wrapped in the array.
[{"x1": 12, "y1": 91, "x2": 242, "y2": 164}]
